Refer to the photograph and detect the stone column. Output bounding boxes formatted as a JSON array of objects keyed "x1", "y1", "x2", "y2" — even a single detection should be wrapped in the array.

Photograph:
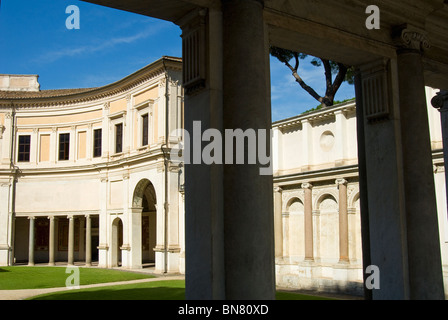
[
  {"x1": 180, "y1": 0, "x2": 274, "y2": 300},
  {"x1": 48, "y1": 216, "x2": 55, "y2": 266},
  {"x1": 85, "y1": 214, "x2": 92, "y2": 267},
  {"x1": 301, "y1": 183, "x2": 313, "y2": 261},
  {"x1": 273, "y1": 186, "x2": 283, "y2": 258},
  {"x1": 431, "y1": 90, "x2": 448, "y2": 220},
  {"x1": 28, "y1": 217, "x2": 35, "y2": 266},
  {"x1": 336, "y1": 178, "x2": 349, "y2": 263},
  {"x1": 221, "y1": 0, "x2": 274, "y2": 300},
  {"x1": 68, "y1": 215, "x2": 75, "y2": 266},
  {"x1": 394, "y1": 25, "x2": 444, "y2": 299}
]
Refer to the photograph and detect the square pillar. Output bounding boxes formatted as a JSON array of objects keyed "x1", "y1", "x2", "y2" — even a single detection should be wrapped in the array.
[{"x1": 179, "y1": 0, "x2": 275, "y2": 300}]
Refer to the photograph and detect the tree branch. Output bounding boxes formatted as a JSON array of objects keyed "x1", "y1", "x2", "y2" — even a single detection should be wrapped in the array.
[
  {"x1": 332, "y1": 63, "x2": 348, "y2": 94},
  {"x1": 322, "y1": 59, "x2": 333, "y2": 96},
  {"x1": 282, "y1": 59, "x2": 324, "y2": 104}
]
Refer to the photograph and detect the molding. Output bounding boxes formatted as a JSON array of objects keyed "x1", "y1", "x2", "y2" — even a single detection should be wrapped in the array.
[{"x1": 0, "y1": 57, "x2": 182, "y2": 108}]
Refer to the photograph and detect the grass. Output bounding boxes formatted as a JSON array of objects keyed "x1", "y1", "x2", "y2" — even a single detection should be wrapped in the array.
[
  {"x1": 28, "y1": 279, "x2": 186, "y2": 300},
  {"x1": 0, "y1": 266, "x2": 153, "y2": 290},
  {"x1": 28, "y1": 280, "x2": 334, "y2": 300},
  {"x1": 0, "y1": 266, "x2": 335, "y2": 300}
]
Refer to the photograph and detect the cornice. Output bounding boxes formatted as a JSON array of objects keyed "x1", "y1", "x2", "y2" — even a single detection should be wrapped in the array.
[
  {"x1": 0, "y1": 57, "x2": 182, "y2": 109},
  {"x1": 273, "y1": 101, "x2": 356, "y2": 130}
]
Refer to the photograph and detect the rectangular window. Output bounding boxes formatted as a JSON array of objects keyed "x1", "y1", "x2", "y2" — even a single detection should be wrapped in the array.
[
  {"x1": 18, "y1": 135, "x2": 31, "y2": 162},
  {"x1": 142, "y1": 114, "x2": 149, "y2": 146},
  {"x1": 59, "y1": 133, "x2": 70, "y2": 161},
  {"x1": 115, "y1": 123, "x2": 123, "y2": 154},
  {"x1": 93, "y1": 129, "x2": 102, "y2": 158}
]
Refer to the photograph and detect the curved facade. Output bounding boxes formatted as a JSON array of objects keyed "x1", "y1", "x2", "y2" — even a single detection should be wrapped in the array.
[{"x1": 0, "y1": 57, "x2": 185, "y2": 273}]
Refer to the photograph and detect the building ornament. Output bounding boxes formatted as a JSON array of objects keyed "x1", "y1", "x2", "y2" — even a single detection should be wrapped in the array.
[
  {"x1": 301, "y1": 182, "x2": 313, "y2": 190},
  {"x1": 393, "y1": 25, "x2": 430, "y2": 52},
  {"x1": 431, "y1": 90, "x2": 448, "y2": 111}
]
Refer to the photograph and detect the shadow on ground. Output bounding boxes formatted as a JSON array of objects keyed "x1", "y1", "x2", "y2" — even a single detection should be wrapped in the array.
[{"x1": 29, "y1": 286, "x2": 186, "y2": 300}]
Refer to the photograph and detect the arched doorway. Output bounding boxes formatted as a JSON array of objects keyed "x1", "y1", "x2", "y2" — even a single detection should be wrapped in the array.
[
  {"x1": 111, "y1": 217, "x2": 123, "y2": 267},
  {"x1": 133, "y1": 179, "x2": 157, "y2": 267}
]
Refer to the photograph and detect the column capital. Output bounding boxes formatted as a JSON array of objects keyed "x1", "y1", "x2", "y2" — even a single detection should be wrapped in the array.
[
  {"x1": 301, "y1": 182, "x2": 313, "y2": 190},
  {"x1": 392, "y1": 24, "x2": 430, "y2": 53},
  {"x1": 67, "y1": 215, "x2": 75, "y2": 220},
  {"x1": 273, "y1": 186, "x2": 283, "y2": 193},
  {"x1": 335, "y1": 178, "x2": 348, "y2": 186},
  {"x1": 28, "y1": 216, "x2": 36, "y2": 220},
  {"x1": 431, "y1": 90, "x2": 448, "y2": 111},
  {"x1": 47, "y1": 216, "x2": 55, "y2": 221}
]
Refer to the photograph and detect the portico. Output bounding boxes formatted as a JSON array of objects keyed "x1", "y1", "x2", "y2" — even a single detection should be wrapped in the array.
[{"x1": 82, "y1": 0, "x2": 448, "y2": 299}]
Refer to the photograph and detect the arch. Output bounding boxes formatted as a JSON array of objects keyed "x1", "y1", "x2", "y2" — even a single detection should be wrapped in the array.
[
  {"x1": 313, "y1": 189, "x2": 339, "y2": 210},
  {"x1": 348, "y1": 189, "x2": 360, "y2": 211},
  {"x1": 111, "y1": 217, "x2": 123, "y2": 267},
  {"x1": 283, "y1": 193, "x2": 304, "y2": 212},
  {"x1": 286, "y1": 197, "x2": 304, "y2": 213},
  {"x1": 132, "y1": 179, "x2": 157, "y2": 209},
  {"x1": 132, "y1": 178, "x2": 158, "y2": 266}
]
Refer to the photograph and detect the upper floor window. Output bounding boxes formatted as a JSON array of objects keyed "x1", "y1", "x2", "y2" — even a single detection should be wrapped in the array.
[
  {"x1": 59, "y1": 133, "x2": 70, "y2": 161},
  {"x1": 18, "y1": 135, "x2": 31, "y2": 162},
  {"x1": 115, "y1": 123, "x2": 123, "y2": 154},
  {"x1": 93, "y1": 129, "x2": 102, "y2": 158},
  {"x1": 142, "y1": 114, "x2": 149, "y2": 146}
]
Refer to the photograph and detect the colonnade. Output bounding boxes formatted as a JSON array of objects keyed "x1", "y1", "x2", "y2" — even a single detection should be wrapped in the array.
[
  {"x1": 26, "y1": 214, "x2": 95, "y2": 266},
  {"x1": 274, "y1": 178, "x2": 351, "y2": 263}
]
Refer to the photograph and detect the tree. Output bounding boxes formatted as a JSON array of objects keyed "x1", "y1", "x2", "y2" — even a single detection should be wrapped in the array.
[{"x1": 270, "y1": 46, "x2": 354, "y2": 108}]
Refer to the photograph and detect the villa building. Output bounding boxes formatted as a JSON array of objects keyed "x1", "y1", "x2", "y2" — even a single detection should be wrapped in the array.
[{"x1": 0, "y1": 58, "x2": 446, "y2": 297}]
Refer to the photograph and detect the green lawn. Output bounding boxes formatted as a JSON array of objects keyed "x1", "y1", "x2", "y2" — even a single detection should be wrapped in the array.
[
  {"x1": 28, "y1": 280, "x2": 333, "y2": 300},
  {"x1": 0, "y1": 266, "x2": 334, "y2": 300},
  {"x1": 28, "y1": 279, "x2": 186, "y2": 300},
  {"x1": 0, "y1": 266, "x2": 153, "y2": 290}
]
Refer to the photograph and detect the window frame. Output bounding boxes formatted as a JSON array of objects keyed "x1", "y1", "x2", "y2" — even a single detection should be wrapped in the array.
[
  {"x1": 58, "y1": 132, "x2": 70, "y2": 161},
  {"x1": 93, "y1": 128, "x2": 102, "y2": 158},
  {"x1": 17, "y1": 134, "x2": 31, "y2": 162},
  {"x1": 115, "y1": 122, "x2": 123, "y2": 154}
]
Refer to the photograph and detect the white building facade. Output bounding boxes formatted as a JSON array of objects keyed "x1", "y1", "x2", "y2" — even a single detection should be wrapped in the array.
[
  {"x1": 0, "y1": 57, "x2": 186, "y2": 274},
  {"x1": 0, "y1": 57, "x2": 447, "y2": 297},
  {"x1": 272, "y1": 87, "x2": 448, "y2": 296}
]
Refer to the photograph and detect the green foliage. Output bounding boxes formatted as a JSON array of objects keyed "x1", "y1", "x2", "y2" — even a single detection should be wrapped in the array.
[{"x1": 301, "y1": 97, "x2": 356, "y2": 114}]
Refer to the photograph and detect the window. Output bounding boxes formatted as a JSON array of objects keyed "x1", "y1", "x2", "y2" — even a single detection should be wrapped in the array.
[
  {"x1": 59, "y1": 133, "x2": 70, "y2": 161},
  {"x1": 142, "y1": 114, "x2": 149, "y2": 146},
  {"x1": 18, "y1": 135, "x2": 31, "y2": 162},
  {"x1": 115, "y1": 123, "x2": 123, "y2": 154},
  {"x1": 93, "y1": 129, "x2": 102, "y2": 158}
]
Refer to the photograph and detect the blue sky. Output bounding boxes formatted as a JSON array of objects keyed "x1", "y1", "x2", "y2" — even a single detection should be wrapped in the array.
[{"x1": 0, "y1": 0, "x2": 355, "y2": 121}]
